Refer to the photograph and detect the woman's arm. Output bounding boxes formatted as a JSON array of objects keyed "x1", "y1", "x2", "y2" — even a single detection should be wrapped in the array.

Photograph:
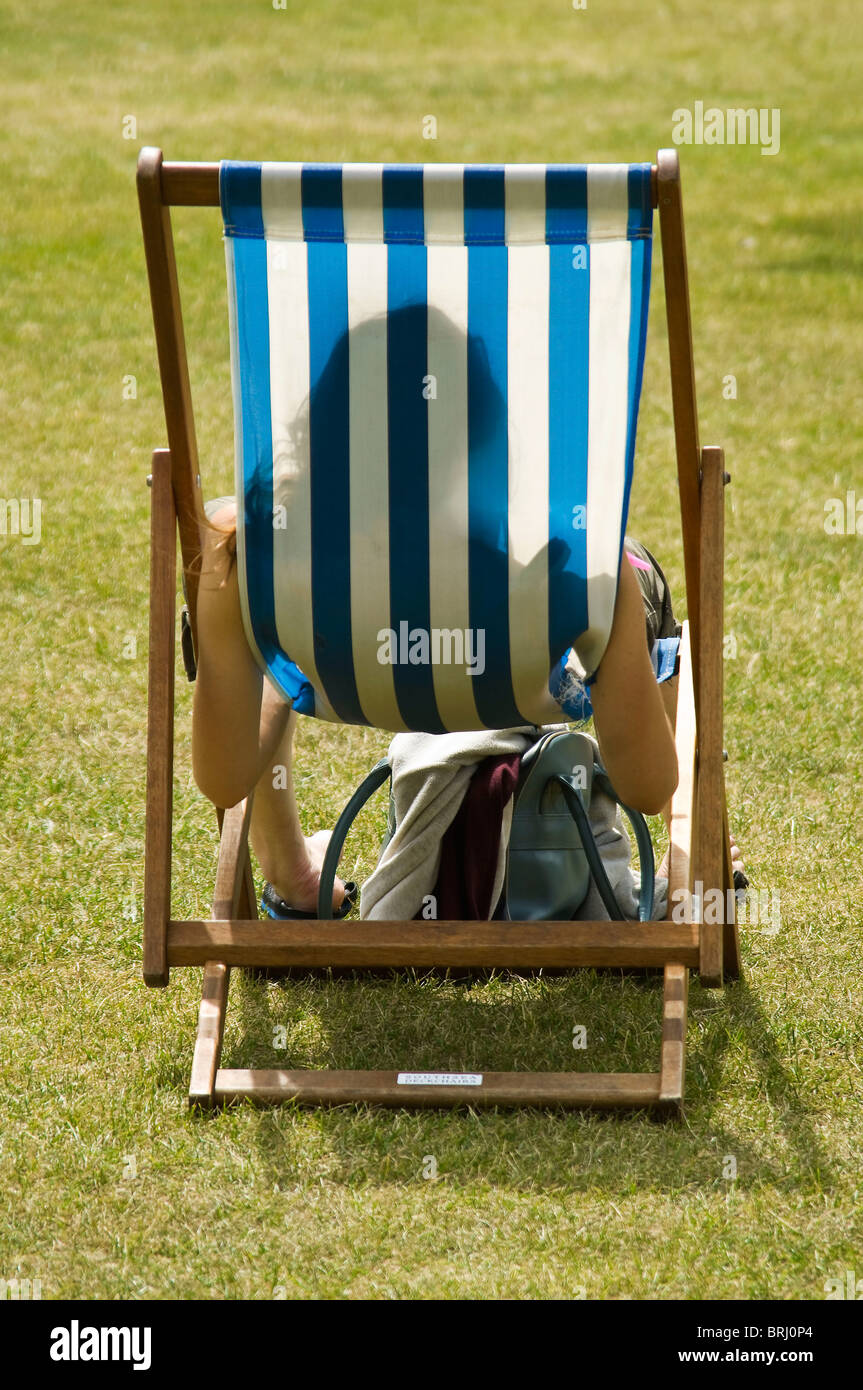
[
  {"x1": 192, "y1": 510, "x2": 291, "y2": 809},
  {"x1": 589, "y1": 555, "x2": 678, "y2": 815}
]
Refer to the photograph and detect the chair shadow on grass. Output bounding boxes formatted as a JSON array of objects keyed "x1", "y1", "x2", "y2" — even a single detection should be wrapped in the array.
[{"x1": 212, "y1": 956, "x2": 835, "y2": 1195}]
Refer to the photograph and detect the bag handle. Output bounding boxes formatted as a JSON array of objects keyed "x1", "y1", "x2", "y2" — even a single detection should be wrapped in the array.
[
  {"x1": 554, "y1": 774, "x2": 655, "y2": 923},
  {"x1": 593, "y1": 769, "x2": 656, "y2": 923},
  {"x1": 316, "y1": 758, "x2": 392, "y2": 920},
  {"x1": 316, "y1": 754, "x2": 655, "y2": 924}
]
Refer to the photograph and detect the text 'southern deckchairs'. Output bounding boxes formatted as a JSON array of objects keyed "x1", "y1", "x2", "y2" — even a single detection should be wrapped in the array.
[{"x1": 138, "y1": 147, "x2": 740, "y2": 1114}]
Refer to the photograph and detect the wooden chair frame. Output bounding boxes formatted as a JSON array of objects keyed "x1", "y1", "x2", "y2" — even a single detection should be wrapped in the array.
[{"x1": 138, "y1": 146, "x2": 740, "y2": 1115}]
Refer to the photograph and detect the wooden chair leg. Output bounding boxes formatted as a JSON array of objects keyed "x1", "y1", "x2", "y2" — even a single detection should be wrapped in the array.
[
  {"x1": 189, "y1": 796, "x2": 255, "y2": 1107},
  {"x1": 658, "y1": 147, "x2": 702, "y2": 671},
  {"x1": 137, "y1": 146, "x2": 206, "y2": 646},
  {"x1": 215, "y1": 805, "x2": 258, "y2": 921},
  {"x1": 189, "y1": 962, "x2": 230, "y2": 1109},
  {"x1": 143, "y1": 448, "x2": 176, "y2": 988},
  {"x1": 697, "y1": 445, "x2": 727, "y2": 986},
  {"x1": 212, "y1": 796, "x2": 256, "y2": 919},
  {"x1": 658, "y1": 964, "x2": 689, "y2": 1112},
  {"x1": 238, "y1": 849, "x2": 257, "y2": 920}
]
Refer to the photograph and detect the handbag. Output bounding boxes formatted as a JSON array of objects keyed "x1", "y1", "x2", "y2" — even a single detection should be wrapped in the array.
[{"x1": 316, "y1": 731, "x2": 655, "y2": 923}]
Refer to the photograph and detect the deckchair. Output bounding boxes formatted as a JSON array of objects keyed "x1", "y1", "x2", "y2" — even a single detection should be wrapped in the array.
[{"x1": 138, "y1": 147, "x2": 740, "y2": 1114}]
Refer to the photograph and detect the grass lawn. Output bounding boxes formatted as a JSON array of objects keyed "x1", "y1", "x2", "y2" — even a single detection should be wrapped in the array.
[{"x1": 1, "y1": 0, "x2": 861, "y2": 1300}]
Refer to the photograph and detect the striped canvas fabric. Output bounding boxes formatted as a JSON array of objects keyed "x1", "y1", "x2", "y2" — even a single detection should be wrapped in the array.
[{"x1": 221, "y1": 161, "x2": 653, "y2": 734}]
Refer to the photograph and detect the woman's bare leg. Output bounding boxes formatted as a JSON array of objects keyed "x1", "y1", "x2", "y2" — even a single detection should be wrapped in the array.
[
  {"x1": 247, "y1": 694, "x2": 347, "y2": 912},
  {"x1": 192, "y1": 504, "x2": 346, "y2": 911}
]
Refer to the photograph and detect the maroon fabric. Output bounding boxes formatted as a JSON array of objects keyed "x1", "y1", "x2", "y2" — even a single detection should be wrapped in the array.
[{"x1": 431, "y1": 754, "x2": 522, "y2": 920}]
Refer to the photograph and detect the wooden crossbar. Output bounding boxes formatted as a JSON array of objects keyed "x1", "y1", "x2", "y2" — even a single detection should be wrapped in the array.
[
  {"x1": 168, "y1": 920, "x2": 700, "y2": 969},
  {"x1": 156, "y1": 162, "x2": 661, "y2": 210},
  {"x1": 213, "y1": 1069, "x2": 664, "y2": 1109}
]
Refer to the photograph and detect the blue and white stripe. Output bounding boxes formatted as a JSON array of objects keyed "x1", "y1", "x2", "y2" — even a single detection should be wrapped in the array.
[{"x1": 221, "y1": 161, "x2": 653, "y2": 732}]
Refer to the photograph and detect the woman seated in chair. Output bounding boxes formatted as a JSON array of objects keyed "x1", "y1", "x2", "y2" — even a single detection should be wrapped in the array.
[
  {"x1": 192, "y1": 508, "x2": 694, "y2": 916},
  {"x1": 191, "y1": 308, "x2": 740, "y2": 917}
]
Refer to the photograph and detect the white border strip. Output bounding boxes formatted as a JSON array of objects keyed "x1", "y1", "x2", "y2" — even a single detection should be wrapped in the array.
[
  {"x1": 582, "y1": 237, "x2": 632, "y2": 674},
  {"x1": 586, "y1": 163, "x2": 630, "y2": 242},
  {"x1": 266, "y1": 239, "x2": 334, "y2": 716},
  {"x1": 347, "y1": 243, "x2": 406, "y2": 730},
  {"x1": 426, "y1": 244, "x2": 483, "y2": 731},
  {"x1": 507, "y1": 244, "x2": 556, "y2": 722}
]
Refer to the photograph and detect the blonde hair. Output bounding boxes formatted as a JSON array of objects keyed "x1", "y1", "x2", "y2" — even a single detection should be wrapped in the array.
[{"x1": 186, "y1": 503, "x2": 238, "y2": 586}]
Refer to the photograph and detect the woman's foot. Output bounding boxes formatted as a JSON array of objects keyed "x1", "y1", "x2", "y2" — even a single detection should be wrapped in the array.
[
  {"x1": 729, "y1": 834, "x2": 749, "y2": 891},
  {"x1": 262, "y1": 829, "x2": 349, "y2": 914}
]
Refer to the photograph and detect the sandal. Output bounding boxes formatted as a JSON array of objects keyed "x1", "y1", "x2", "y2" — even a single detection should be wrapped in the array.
[{"x1": 260, "y1": 880, "x2": 358, "y2": 921}]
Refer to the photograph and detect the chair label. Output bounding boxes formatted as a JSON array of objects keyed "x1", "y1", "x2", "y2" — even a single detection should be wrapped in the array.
[{"x1": 396, "y1": 1072, "x2": 483, "y2": 1087}]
